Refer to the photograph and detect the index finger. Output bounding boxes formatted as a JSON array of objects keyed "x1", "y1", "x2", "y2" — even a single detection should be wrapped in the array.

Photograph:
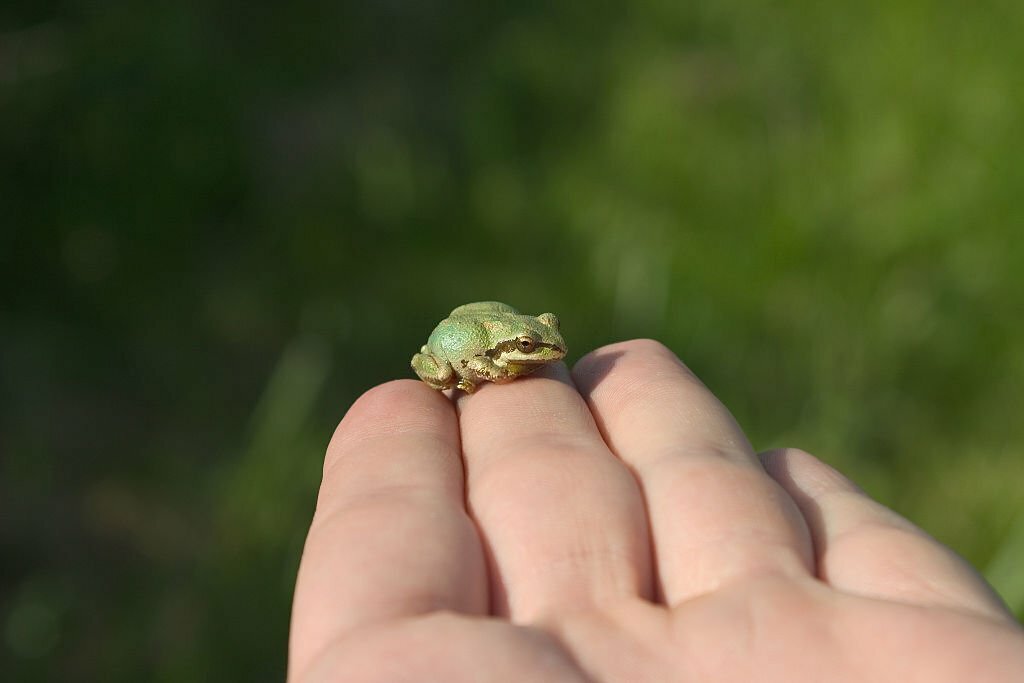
[{"x1": 288, "y1": 380, "x2": 488, "y2": 682}]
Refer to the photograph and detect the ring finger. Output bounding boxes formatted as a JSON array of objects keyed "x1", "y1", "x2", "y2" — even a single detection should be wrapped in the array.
[{"x1": 573, "y1": 340, "x2": 814, "y2": 605}]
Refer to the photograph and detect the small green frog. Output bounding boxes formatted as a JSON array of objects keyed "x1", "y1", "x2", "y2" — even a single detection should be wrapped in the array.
[{"x1": 411, "y1": 301, "x2": 567, "y2": 393}]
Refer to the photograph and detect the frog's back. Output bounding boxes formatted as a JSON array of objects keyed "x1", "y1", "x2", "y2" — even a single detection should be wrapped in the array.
[
  {"x1": 449, "y1": 301, "x2": 520, "y2": 317},
  {"x1": 426, "y1": 316, "x2": 490, "y2": 360}
]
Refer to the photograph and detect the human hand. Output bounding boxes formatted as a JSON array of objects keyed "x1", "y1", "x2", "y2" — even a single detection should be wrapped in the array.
[{"x1": 288, "y1": 340, "x2": 1024, "y2": 682}]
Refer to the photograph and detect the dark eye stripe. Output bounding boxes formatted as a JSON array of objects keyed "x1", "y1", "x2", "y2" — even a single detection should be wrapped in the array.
[{"x1": 485, "y1": 339, "x2": 563, "y2": 358}]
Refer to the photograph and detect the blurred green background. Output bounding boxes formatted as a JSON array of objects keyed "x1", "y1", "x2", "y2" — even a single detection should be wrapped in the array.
[{"x1": 3, "y1": 1, "x2": 1023, "y2": 680}]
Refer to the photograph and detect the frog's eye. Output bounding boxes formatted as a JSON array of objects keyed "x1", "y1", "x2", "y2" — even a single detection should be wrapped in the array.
[{"x1": 516, "y1": 336, "x2": 536, "y2": 353}]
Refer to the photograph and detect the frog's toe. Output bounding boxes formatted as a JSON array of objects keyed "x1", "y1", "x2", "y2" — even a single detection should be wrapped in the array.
[{"x1": 456, "y1": 379, "x2": 477, "y2": 393}]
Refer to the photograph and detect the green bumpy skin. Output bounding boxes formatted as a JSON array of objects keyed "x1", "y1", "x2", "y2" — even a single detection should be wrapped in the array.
[{"x1": 411, "y1": 301, "x2": 567, "y2": 393}]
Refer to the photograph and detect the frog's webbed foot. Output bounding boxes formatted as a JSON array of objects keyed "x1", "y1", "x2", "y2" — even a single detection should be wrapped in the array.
[
  {"x1": 464, "y1": 356, "x2": 508, "y2": 383},
  {"x1": 411, "y1": 352, "x2": 456, "y2": 391}
]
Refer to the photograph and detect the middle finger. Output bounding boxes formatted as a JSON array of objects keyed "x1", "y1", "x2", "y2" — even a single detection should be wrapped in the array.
[{"x1": 458, "y1": 364, "x2": 652, "y2": 622}]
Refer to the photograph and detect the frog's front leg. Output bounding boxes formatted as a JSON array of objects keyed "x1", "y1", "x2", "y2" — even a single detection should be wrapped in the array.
[
  {"x1": 411, "y1": 349, "x2": 457, "y2": 391},
  {"x1": 462, "y1": 355, "x2": 513, "y2": 392}
]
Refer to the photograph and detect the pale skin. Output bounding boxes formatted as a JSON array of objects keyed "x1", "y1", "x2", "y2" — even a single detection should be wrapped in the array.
[{"x1": 289, "y1": 340, "x2": 1024, "y2": 682}]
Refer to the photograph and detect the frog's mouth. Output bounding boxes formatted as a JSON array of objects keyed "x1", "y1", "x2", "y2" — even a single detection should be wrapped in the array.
[
  {"x1": 506, "y1": 358, "x2": 555, "y2": 369},
  {"x1": 504, "y1": 362, "x2": 536, "y2": 374}
]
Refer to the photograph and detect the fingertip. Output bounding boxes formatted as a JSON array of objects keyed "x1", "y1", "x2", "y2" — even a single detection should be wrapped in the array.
[
  {"x1": 337, "y1": 379, "x2": 452, "y2": 428},
  {"x1": 527, "y1": 360, "x2": 576, "y2": 392},
  {"x1": 572, "y1": 339, "x2": 683, "y2": 388},
  {"x1": 454, "y1": 360, "x2": 576, "y2": 413},
  {"x1": 346, "y1": 378, "x2": 447, "y2": 413},
  {"x1": 327, "y1": 379, "x2": 457, "y2": 472}
]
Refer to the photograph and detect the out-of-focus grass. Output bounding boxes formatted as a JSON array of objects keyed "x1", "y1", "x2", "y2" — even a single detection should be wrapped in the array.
[
  {"x1": 987, "y1": 514, "x2": 1024, "y2": 616},
  {"x1": 2, "y1": 1, "x2": 1023, "y2": 680}
]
